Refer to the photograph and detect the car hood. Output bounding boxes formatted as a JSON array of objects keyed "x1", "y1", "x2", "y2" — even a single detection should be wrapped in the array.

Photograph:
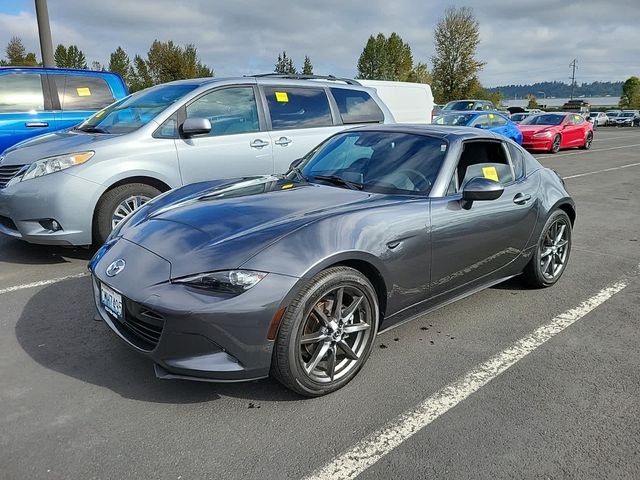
[
  {"x1": 120, "y1": 176, "x2": 377, "y2": 278},
  {"x1": 1, "y1": 130, "x2": 120, "y2": 165}
]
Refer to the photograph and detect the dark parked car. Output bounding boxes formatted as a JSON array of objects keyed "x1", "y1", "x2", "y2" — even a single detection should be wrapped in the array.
[
  {"x1": 90, "y1": 125, "x2": 575, "y2": 396},
  {"x1": 0, "y1": 67, "x2": 128, "y2": 152}
]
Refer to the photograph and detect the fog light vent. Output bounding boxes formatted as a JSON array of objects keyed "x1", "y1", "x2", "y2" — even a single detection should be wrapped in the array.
[{"x1": 39, "y1": 219, "x2": 62, "y2": 231}]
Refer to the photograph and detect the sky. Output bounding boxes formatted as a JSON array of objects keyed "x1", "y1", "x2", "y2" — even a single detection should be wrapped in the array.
[{"x1": 0, "y1": 0, "x2": 638, "y2": 87}]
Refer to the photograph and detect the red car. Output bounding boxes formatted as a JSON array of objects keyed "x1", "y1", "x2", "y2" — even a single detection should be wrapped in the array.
[{"x1": 519, "y1": 112, "x2": 593, "y2": 153}]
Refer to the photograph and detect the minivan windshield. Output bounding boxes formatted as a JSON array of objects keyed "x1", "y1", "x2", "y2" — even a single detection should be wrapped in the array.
[
  {"x1": 76, "y1": 83, "x2": 198, "y2": 134},
  {"x1": 443, "y1": 101, "x2": 484, "y2": 111}
]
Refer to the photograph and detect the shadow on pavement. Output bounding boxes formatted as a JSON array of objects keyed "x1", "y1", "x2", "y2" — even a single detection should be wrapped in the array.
[
  {"x1": 15, "y1": 276, "x2": 301, "y2": 404},
  {"x1": 0, "y1": 238, "x2": 96, "y2": 265}
]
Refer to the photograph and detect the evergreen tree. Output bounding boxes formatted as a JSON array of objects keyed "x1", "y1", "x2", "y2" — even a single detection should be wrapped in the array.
[
  {"x1": 356, "y1": 32, "x2": 415, "y2": 81},
  {"x1": 302, "y1": 56, "x2": 313, "y2": 75},
  {"x1": 54, "y1": 44, "x2": 87, "y2": 69},
  {"x1": 108, "y1": 47, "x2": 131, "y2": 83},
  {"x1": 3, "y1": 36, "x2": 38, "y2": 66},
  {"x1": 274, "y1": 51, "x2": 297, "y2": 74}
]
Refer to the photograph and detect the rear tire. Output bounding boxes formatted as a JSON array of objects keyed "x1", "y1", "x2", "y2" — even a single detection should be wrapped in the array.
[
  {"x1": 93, "y1": 183, "x2": 161, "y2": 245},
  {"x1": 523, "y1": 210, "x2": 572, "y2": 288},
  {"x1": 271, "y1": 266, "x2": 379, "y2": 397},
  {"x1": 550, "y1": 134, "x2": 561, "y2": 153}
]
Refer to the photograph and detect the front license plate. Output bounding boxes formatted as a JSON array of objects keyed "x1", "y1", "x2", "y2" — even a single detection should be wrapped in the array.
[{"x1": 100, "y1": 283, "x2": 123, "y2": 321}]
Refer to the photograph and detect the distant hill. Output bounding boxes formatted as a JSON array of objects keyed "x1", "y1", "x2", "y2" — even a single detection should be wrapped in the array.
[{"x1": 487, "y1": 81, "x2": 623, "y2": 99}]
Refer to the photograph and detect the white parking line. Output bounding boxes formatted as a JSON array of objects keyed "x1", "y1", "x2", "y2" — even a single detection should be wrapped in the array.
[
  {"x1": 535, "y1": 142, "x2": 640, "y2": 159},
  {"x1": 563, "y1": 162, "x2": 640, "y2": 179},
  {"x1": 304, "y1": 274, "x2": 634, "y2": 480},
  {"x1": 0, "y1": 272, "x2": 89, "y2": 295}
]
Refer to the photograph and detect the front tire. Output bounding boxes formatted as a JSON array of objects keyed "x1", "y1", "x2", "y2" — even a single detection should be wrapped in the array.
[
  {"x1": 271, "y1": 266, "x2": 379, "y2": 396},
  {"x1": 581, "y1": 131, "x2": 593, "y2": 149},
  {"x1": 550, "y1": 134, "x2": 561, "y2": 153},
  {"x1": 523, "y1": 210, "x2": 572, "y2": 288},
  {"x1": 93, "y1": 183, "x2": 161, "y2": 245}
]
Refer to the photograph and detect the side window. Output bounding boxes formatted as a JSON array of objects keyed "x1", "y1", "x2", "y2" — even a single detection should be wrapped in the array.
[
  {"x1": 53, "y1": 75, "x2": 115, "y2": 110},
  {"x1": 264, "y1": 86, "x2": 332, "y2": 130},
  {"x1": 154, "y1": 113, "x2": 178, "y2": 139},
  {"x1": 330, "y1": 88, "x2": 384, "y2": 124},
  {"x1": 452, "y1": 141, "x2": 514, "y2": 191},
  {"x1": 185, "y1": 87, "x2": 259, "y2": 137},
  {"x1": 0, "y1": 73, "x2": 44, "y2": 112},
  {"x1": 506, "y1": 143, "x2": 526, "y2": 180},
  {"x1": 472, "y1": 114, "x2": 489, "y2": 128},
  {"x1": 490, "y1": 114, "x2": 507, "y2": 127},
  {"x1": 573, "y1": 114, "x2": 584, "y2": 124}
]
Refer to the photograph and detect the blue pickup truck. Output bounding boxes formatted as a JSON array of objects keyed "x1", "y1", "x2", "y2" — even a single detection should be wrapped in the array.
[{"x1": 0, "y1": 67, "x2": 128, "y2": 153}]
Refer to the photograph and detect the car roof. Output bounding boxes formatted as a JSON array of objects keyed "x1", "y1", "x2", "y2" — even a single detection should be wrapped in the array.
[
  {"x1": 0, "y1": 66, "x2": 121, "y2": 76},
  {"x1": 157, "y1": 74, "x2": 367, "y2": 89},
  {"x1": 345, "y1": 123, "x2": 504, "y2": 141}
]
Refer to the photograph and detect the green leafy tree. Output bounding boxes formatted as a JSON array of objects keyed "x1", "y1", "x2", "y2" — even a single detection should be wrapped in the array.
[
  {"x1": 526, "y1": 94, "x2": 540, "y2": 109},
  {"x1": 356, "y1": 32, "x2": 417, "y2": 81},
  {"x1": 619, "y1": 76, "x2": 640, "y2": 109},
  {"x1": 3, "y1": 36, "x2": 38, "y2": 66},
  {"x1": 108, "y1": 46, "x2": 131, "y2": 83},
  {"x1": 54, "y1": 44, "x2": 87, "y2": 69},
  {"x1": 467, "y1": 78, "x2": 503, "y2": 106},
  {"x1": 275, "y1": 51, "x2": 296, "y2": 74},
  {"x1": 128, "y1": 40, "x2": 213, "y2": 92},
  {"x1": 406, "y1": 62, "x2": 432, "y2": 84},
  {"x1": 302, "y1": 55, "x2": 313, "y2": 75},
  {"x1": 431, "y1": 6, "x2": 486, "y2": 102}
]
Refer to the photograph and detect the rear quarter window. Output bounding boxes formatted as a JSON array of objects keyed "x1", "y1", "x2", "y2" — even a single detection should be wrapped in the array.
[
  {"x1": 264, "y1": 86, "x2": 333, "y2": 130},
  {"x1": 0, "y1": 73, "x2": 44, "y2": 112},
  {"x1": 53, "y1": 75, "x2": 115, "y2": 111},
  {"x1": 507, "y1": 142, "x2": 527, "y2": 180},
  {"x1": 330, "y1": 88, "x2": 384, "y2": 124}
]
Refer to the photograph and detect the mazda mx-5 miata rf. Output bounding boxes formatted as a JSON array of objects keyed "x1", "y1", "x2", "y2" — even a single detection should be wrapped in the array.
[{"x1": 90, "y1": 125, "x2": 575, "y2": 396}]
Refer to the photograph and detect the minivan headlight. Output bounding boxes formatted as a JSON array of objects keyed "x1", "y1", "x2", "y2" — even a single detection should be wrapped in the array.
[
  {"x1": 9, "y1": 151, "x2": 94, "y2": 185},
  {"x1": 173, "y1": 270, "x2": 267, "y2": 294}
]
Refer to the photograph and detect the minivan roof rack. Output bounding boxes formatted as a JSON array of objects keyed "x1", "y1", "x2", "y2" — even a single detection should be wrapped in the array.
[{"x1": 248, "y1": 73, "x2": 361, "y2": 86}]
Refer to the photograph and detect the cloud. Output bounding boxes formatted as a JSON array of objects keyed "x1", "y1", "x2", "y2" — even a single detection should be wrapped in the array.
[{"x1": 1, "y1": 1, "x2": 638, "y2": 86}]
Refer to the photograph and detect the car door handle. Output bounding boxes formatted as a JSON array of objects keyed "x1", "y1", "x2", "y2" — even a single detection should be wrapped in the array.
[
  {"x1": 513, "y1": 193, "x2": 531, "y2": 205},
  {"x1": 250, "y1": 139, "x2": 270, "y2": 149},
  {"x1": 274, "y1": 136, "x2": 293, "y2": 146},
  {"x1": 25, "y1": 122, "x2": 49, "y2": 128}
]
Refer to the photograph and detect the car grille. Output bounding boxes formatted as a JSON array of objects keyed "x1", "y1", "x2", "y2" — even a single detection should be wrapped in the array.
[
  {"x1": 0, "y1": 164, "x2": 27, "y2": 188},
  {"x1": 117, "y1": 298, "x2": 165, "y2": 351}
]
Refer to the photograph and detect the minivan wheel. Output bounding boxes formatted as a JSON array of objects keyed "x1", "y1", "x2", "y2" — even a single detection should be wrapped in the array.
[
  {"x1": 93, "y1": 183, "x2": 161, "y2": 245},
  {"x1": 271, "y1": 266, "x2": 379, "y2": 396}
]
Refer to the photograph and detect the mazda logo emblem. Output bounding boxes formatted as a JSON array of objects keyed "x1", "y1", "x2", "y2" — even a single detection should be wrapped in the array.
[{"x1": 106, "y1": 259, "x2": 126, "y2": 277}]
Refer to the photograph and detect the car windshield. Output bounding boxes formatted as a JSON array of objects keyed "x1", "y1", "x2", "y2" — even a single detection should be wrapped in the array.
[
  {"x1": 443, "y1": 101, "x2": 480, "y2": 111},
  {"x1": 620, "y1": 112, "x2": 634, "y2": 117},
  {"x1": 606, "y1": 112, "x2": 619, "y2": 117},
  {"x1": 511, "y1": 113, "x2": 528, "y2": 121},
  {"x1": 521, "y1": 114, "x2": 565, "y2": 126},
  {"x1": 297, "y1": 131, "x2": 447, "y2": 195},
  {"x1": 433, "y1": 113, "x2": 475, "y2": 126},
  {"x1": 76, "y1": 83, "x2": 198, "y2": 134}
]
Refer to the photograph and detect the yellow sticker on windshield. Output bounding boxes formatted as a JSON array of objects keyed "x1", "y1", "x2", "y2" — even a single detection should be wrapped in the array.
[
  {"x1": 482, "y1": 166, "x2": 499, "y2": 182},
  {"x1": 488, "y1": 113, "x2": 495, "y2": 119},
  {"x1": 76, "y1": 87, "x2": 91, "y2": 96},
  {"x1": 281, "y1": 183, "x2": 294, "y2": 190},
  {"x1": 94, "y1": 110, "x2": 106, "y2": 118},
  {"x1": 275, "y1": 91, "x2": 289, "y2": 102}
]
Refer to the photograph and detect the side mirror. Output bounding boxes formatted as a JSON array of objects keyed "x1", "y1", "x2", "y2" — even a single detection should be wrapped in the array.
[
  {"x1": 474, "y1": 124, "x2": 484, "y2": 129},
  {"x1": 462, "y1": 177, "x2": 504, "y2": 201},
  {"x1": 564, "y1": 121, "x2": 575, "y2": 128},
  {"x1": 182, "y1": 117, "x2": 212, "y2": 137}
]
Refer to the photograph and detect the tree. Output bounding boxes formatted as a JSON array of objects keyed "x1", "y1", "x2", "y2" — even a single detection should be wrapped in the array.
[
  {"x1": 128, "y1": 40, "x2": 213, "y2": 92},
  {"x1": 527, "y1": 94, "x2": 540, "y2": 109},
  {"x1": 619, "y1": 76, "x2": 640, "y2": 109},
  {"x1": 91, "y1": 61, "x2": 104, "y2": 71},
  {"x1": 406, "y1": 62, "x2": 432, "y2": 84},
  {"x1": 54, "y1": 44, "x2": 87, "y2": 69},
  {"x1": 3, "y1": 36, "x2": 38, "y2": 66},
  {"x1": 431, "y1": 7, "x2": 486, "y2": 102},
  {"x1": 275, "y1": 51, "x2": 296, "y2": 74},
  {"x1": 302, "y1": 55, "x2": 313, "y2": 75},
  {"x1": 108, "y1": 46, "x2": 131, "y2": 83},
  {"x1": 356, "y1": 32, "x2": 417, "y2": 81}
]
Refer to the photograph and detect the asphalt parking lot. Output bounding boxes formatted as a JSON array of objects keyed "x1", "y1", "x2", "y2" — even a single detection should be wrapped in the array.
[{"x1": 1, "y1": 127, "x2": 639, "y2": 480}]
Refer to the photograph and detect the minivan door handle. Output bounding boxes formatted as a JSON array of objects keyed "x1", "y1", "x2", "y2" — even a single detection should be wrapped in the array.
[
  {"x1": 250, "y1": 139, "x2": 270, "y2": 149},
  {"x1": 274, "y1": 136, "x2": 293, "y2": 146},
  {"x1": 25, "y1": 122, "x2": 49, "y2": 128},
  {"x1": 513, "y1": 193, "x2": 531, "y2": 205}
]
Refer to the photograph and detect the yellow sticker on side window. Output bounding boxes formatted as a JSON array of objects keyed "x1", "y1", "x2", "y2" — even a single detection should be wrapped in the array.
[
  {"x1": 488, "y1": 113, "x2": 495, "y2": 119},
  {"x1": 482, "y1": 166, "x2": 499, "y2": 182},
  {"x1": 275, "y1": 91, "x2": 289, "y2": 102},
  {"x1": 76, "y1": 87, "x2": 91, "y2": 96}
]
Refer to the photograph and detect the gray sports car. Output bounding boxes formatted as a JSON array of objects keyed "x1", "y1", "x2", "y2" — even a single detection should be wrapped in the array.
[{"x1": 89, "y1": 125, "x2": 575, "y2": 396}]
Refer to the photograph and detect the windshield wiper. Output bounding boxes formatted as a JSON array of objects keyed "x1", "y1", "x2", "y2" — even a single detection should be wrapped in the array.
[
  {"x1": 289, "y1": 166, "x2": 308, "y2": 182},
  {"x1": 74, "y1": 126, "x2": 108, "y2": 134},
  {"x1": 312, "y1": 174, "x2": 363, "y2": 191}
]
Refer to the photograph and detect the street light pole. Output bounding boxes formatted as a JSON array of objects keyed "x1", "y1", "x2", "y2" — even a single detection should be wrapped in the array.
[{"x1": 35, "y1": 0, "x2": 54, "y2": 67}]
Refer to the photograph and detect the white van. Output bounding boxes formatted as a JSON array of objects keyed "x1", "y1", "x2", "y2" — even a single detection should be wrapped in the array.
[{"x1": 358, "y1": 80, "x2": 434, "y2": 124}]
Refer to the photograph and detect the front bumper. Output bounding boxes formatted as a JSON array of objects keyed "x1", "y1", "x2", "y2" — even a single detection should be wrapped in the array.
[
  {"x1": 91, "y1": 238, "x2": 299, "y2": 382},
  {"x1": 521, "y1": 136, "x2": 552, "y2": 151},
  {"x1": 0, "y1": 171, "x2": 102, "y2": 245}
]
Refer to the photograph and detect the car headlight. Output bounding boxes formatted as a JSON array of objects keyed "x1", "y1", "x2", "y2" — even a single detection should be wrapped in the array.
[
  {"x1": 7, "y1": 151, "x2": 94, "y2": 185},
  {"x1": 533, "y1": 131, "x2": 552, "y2": 138},
  {"x1": 173, "y1": 270, "x2": 268, "y2": 294}
]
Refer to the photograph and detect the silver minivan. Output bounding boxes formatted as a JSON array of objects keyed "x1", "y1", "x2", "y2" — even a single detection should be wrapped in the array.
[{"x1": 0, "y1": 75, "x2": 393, "y2": 245}]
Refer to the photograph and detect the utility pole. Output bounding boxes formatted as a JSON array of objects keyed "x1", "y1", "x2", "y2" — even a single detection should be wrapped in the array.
[
  {"x1": 569, "y1": 59, "x2": 577, "y2": 100},
  {"x1": 35, "y1": 0, "x2": 55, "y2": 67}
]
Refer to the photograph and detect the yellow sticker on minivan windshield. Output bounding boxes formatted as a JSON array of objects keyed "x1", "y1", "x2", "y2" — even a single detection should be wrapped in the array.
[
  {"x1": 482, "y1": 166, "x2": 499, "y2": 182},
  {"x1": 76, "y1": 87, "x2": 91, "y2": 96},
  {"x1": 275, "y1": 91, "x2": 289, "y2": 102}
]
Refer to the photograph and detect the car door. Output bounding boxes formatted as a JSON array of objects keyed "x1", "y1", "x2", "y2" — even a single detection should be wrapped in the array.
[
  {"x1": 470, "y1": 113, "x2": 489, "y2": 130},
  {"x1": 175, "y1": 85, "x2": 273, "y2": 185},
  {"x1": 0, "y1": 72, "x2": 57, "y2": 152},
  {"x1": 261, "y1": 85, "x2": 343, "y2": 173},
  {"x1": 562, "y1": 114, "x2": 583, "y2": 146},
  {"x1": 487, "y1": 113, "x2": 510, "y2": 138},
  {"x1": 50, "y1": 73, "x2": 117, "y2": 131},
  {"x1": 429, "y1": 140, "x2": 538, "y2": 298}
]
